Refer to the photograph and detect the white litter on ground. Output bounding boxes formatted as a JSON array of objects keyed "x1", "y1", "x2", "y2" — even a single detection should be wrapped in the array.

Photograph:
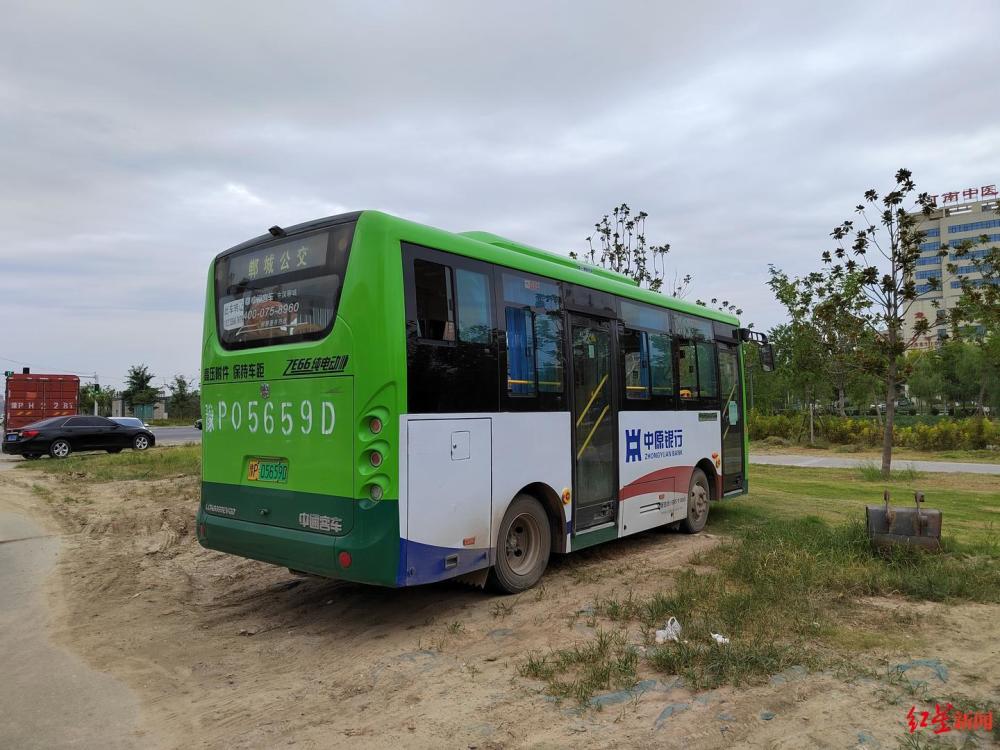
[
  {"x1": 710, "y1": 633, "x2": 730, "y2": 645},
  {"x1": 654, "y1": 617, "x2": 682, "y2": 644}
]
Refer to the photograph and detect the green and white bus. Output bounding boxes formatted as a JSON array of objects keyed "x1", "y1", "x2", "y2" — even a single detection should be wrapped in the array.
[{"x1": 197, "y1": 211, "x2": 772, "y2": 593}]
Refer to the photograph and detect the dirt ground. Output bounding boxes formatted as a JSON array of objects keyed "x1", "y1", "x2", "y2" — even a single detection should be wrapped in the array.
[{"x1": 2, "y1": 468, "x2": 998, "y2": 749}]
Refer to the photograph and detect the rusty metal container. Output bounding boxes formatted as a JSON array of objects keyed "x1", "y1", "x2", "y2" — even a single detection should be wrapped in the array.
[{"x1": 865, "y1": 491, "x2": 942, "y2": 552}]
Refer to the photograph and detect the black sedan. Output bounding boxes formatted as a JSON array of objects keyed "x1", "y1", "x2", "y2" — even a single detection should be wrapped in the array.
[{"x1": 2, "y1": 416, "x2": 156, "y2": 459}]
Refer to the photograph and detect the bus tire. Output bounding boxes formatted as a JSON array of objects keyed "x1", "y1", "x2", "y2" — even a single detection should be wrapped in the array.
[
  {"x1": 680, "y1": 468, "x2": 710, "y2": 534},
  {"x1": 488, "y1": 494, "x2": 551, "y2": 594}
]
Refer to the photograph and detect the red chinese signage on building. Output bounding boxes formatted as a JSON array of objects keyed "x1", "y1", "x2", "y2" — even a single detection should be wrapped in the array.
[{"x1": 930, "y1": 184, "x2": 998, "y2": 204}]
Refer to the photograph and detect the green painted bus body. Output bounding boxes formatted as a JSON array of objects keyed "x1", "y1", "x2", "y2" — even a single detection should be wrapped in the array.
[{"x1": 197, "y1": 210, "x2": 742, "y2": 586}]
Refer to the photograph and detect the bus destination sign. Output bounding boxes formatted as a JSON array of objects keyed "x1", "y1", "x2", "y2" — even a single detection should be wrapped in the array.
[{"x1": 228, "y1": 233, "x2": 328, "y2": 284}]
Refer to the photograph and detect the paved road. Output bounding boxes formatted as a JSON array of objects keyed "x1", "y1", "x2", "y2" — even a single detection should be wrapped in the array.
[
  {"x1": 0, "y1": 460, "x2": 139, "y2": 748},
  {"x1": 751, "y1": 453, "x2": 1000, "y2": 475},
  {"x1": 151, "y1": 425, "x2": 201, "y2": 445}
]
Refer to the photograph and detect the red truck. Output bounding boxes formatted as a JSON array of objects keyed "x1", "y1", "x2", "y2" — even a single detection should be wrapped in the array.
[{"x1": 3, "y1": 372, "x2": 80, "y2": 430}]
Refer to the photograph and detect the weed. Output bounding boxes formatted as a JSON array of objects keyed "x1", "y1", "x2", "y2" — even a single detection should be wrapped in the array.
[
  {"x1": 446, "y1": 621, "x2": 464, "y2": 635},
  {"x1": 595, "y1": 592, "x2": 642, "y2": 622},
  {"x1": 491, "y1": 601, "x2": 514, "y2": 620},
  {"x1": 517, "y1": 629, "x2": 638, "y2": 706},
  {"x1": 17, "y1": 445, "x2": 200, "y2": 482},
  {"x1": 30, "y1": 483, "x2": 53, "y2": 499},
  {"x1": 857, "y1": 461, "x2": 922, "y2": 482}
]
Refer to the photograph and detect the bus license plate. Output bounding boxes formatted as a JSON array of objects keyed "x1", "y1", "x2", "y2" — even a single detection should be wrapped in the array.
[{"x1": 247, "y1": 458, "x2": 287, "y2": 483}]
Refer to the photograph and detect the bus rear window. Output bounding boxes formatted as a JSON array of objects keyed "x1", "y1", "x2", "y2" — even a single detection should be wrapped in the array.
[{"x1": 214, "y1": 222, "x2": 355, "y2": 349}]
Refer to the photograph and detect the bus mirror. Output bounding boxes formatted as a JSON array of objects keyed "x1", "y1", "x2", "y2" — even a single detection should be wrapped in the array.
[{"x1": 760, "y1": 343, "x2": 775, "y2": 372}]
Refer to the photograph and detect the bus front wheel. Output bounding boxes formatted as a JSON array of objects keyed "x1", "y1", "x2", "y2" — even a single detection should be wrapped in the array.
[
  {"x1": 488, "y1": 494, "x2": 551, "y2": 594},
  {"x1": 680, "y1": 468, "x2": 710, "y2": 534}
]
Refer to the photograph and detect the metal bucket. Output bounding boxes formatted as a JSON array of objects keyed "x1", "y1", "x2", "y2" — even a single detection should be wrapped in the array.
[{"x1": 865, "y1": 491, "x2": 942, "y2": 552}]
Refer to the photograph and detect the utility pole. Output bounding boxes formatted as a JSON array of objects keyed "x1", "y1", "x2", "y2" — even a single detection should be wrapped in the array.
[{"x1": 93, "y1": 372, "x2": 99, "y2": 416}]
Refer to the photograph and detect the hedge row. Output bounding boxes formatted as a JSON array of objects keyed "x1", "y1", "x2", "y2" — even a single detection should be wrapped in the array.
[{"x1": 748, "y1": 411, "x2": 999, "y2": 450}]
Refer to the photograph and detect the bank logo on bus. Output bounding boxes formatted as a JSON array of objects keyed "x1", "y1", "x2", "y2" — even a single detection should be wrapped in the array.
[
  {"x1": 625, "y1": 428, "x2": 684, "y2": 463},
  {"x1": 202, "y1": 400, "x2": 335, "y2": 436}
]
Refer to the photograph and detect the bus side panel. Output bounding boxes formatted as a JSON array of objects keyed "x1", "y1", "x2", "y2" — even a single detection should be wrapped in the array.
[
  {"x1": 401, "y1": 417, "x2": 492, "y2": 585},
  {"x1": 617, "y1": 410, "x2": 722, "y2": 538},
  {"x1": 490, "y1": 412, "x2": 572, "y2": 546},
  {"x1": 398, "y1": 412, "x2": 571, "y2": 585}
]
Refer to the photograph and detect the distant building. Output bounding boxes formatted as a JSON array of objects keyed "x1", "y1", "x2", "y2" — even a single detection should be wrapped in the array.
[
  {"x1": 111, "y1": 393, "x2": 169, "y2": 421},
  {"x1": 903, "y1": 183, "x2": 999, "y2": 350}
]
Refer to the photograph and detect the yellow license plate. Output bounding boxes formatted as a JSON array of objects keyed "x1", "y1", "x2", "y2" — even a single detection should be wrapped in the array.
[{"x1": 247, "y1": 458, "x2": 288, "y2": 483}]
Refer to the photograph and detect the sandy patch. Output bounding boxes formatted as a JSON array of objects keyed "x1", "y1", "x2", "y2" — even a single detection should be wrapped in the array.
[{"x1": 1, "y1": 469, "x2": 997, "y2": 749}]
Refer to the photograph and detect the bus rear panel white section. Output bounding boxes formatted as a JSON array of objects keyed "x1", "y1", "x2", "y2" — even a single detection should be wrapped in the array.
[
  {"x1": 617, "y1": 410, "x2": 721, "y2": 538},
  {"x1": 399, "y1": 412, "x2": 571, "y2": 585}
]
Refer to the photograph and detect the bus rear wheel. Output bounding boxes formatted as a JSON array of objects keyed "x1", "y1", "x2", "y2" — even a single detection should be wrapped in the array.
[
  {"x1": 488, "y1": 494, "x2": 551, "y2": 594},
  {"x1": 679, "y1": 468, "x2": 710, "y2": 534}
]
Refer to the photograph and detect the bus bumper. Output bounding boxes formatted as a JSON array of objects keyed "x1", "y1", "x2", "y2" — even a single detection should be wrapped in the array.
[{"x1": 197, "y1": 505, "x2": 401, "y2": 587}]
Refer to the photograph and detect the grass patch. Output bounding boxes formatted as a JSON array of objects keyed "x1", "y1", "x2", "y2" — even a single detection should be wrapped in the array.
[
  {"x1": 740, "y1": 464, "x2": 1000, "y2": 546},
  {"x1": 519, "y1": 628, "x2": 638, "y2": 706},
  {"x1": 16, "y1": 445, "x2": 200, "y2": 482},
  {"x1": 526, "y1": 500, "x2": 1000, "y2": 701},
  {"x1": 857, "y1": 461, "x2": 922, "y2": 482}
]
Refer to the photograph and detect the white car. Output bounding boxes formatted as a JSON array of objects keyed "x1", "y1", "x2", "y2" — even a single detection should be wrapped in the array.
[{"x1": 111, "y1": 417, "x2": 150, "y2": 430}]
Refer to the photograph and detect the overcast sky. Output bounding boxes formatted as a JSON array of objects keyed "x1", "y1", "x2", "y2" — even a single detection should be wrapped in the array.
[{"x1": 2, "y1": 1, "x2": 998, "y2": 390}]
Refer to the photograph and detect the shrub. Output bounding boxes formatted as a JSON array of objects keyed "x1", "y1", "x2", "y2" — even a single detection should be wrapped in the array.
[{"x1": 749, "y1": 411, "x2": 999, "y2": 451}]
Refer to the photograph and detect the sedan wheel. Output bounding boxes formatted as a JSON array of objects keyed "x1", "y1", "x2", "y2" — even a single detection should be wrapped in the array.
[
  {"x1": 49, "y1": 439, "x2": 72, "y2": 459},
  {"x1": 133, "y1": 434, "x2": 150, "y2": 451}
]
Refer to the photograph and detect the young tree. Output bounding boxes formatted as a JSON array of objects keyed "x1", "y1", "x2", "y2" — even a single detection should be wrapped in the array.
[
  {"x1": 811, "y1": 169, "x2": 935, "y2": 476},
  {"x1": 79, "y1": 383, "x2": 113, "y2": 416},
  {"x1": 166, "y1": 375, "x2": 199, "y2": 419},
  {"x1": 123, "y1": 364, "x2": 158, "y2": 408},
  {"x1": 571, "y1": 203, "x2": 690, "y2": 296},
  {"x1": 767, "y1": 266, "x2": 870, "y2": 418}
]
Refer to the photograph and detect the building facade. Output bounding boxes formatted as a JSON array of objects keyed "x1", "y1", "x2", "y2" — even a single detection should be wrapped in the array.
[{"x1": 904, "y1": 183, "x2": 999, "y2": 350}]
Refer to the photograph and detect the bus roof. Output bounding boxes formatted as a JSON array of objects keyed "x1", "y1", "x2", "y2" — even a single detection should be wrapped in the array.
[{"x1": 214, "y1": 210, "x2": 741, "y2": 327}]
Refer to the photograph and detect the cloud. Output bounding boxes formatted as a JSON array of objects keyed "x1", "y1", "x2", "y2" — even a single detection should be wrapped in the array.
[{"x1": 1, "y1": 0, "x2": 999, "y2": 388}]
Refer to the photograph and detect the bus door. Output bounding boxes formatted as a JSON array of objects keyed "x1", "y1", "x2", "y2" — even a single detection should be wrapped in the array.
[
  {"x1": 569, "y1": 315, "x2": 617, "y2": 530},
  {"x1": 718, "y1": 343, "x2": 745, "y2": 493}
]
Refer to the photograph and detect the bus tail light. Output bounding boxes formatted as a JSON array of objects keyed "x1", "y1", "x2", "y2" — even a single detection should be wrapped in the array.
[
  {"x1": 338, "y1": 551, "x2": 352, "y2": 568},
  {"x1": 369, "y1": 417, "x2": 383, "y2": 434},
  {"x1": 369, "y1": 484, "x2": 384, "y2": 501},
  {"x1": 369, "y1": 450, "x2": 383, "y2": 467}
]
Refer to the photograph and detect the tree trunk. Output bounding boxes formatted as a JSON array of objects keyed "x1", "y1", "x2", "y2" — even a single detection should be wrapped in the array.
[
  {"x1": 881, "y1": 359, "x2": 897, "y2": 478},
  {"x1": 978, "y1": 381, "x2": 987, "y2": 417},
  {"x1": 809, "y1": 401, "x2": 815, "y2": 445},
  {"x1": 837, "y1": 387, "x2": 847, "y2": 418}
]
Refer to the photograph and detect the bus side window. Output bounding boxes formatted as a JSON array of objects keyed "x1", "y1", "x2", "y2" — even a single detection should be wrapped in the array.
[
  {"x1": 505, "y1": 306, "x2": 536, "y2": 396},
  {"x1": 621, "y1": 328, "x2": 650, "y2": 400},
  {"x1": 679, "y1": 342, "x2": 698, "y2": 399},
  {"x1": 414, "y1": 259, "x2": 455, "y2": 342},
  {"x1": 455, "y1": 268, "x2": 492, "y2": 344},
  {"x1": 649, "y1": 333, "x2": 674, "y2": 397},
  {"x1": 696, "y1": 341, "x2": 718, "y2": 398},
  {"x1": 502, "y1": 273, "x2": 564, "y2": 399},
  {"x1": 534, "y1": 311, "x2": 564, "y2": 394}
]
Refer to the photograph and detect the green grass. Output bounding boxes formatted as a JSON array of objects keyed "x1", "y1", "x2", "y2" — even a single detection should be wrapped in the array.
[
  {"x1": 742, "y1": 464, "x2": 1000, "y2": 547},
  {"x1": 524, "y1": 465, "x2": 1000, "y2": 703},
  {"x1": 147, "y1": 418, "x2": 198, "y2": 426},
  {"x1": 519, "y1": 628, "x2": 639, "y2": 706},
  {"x1": 857, "y1": 461, "x2": 922, "y2": 482},
  {"x1": 16, "y1": 445, "x2": 200, "y2": 482}
]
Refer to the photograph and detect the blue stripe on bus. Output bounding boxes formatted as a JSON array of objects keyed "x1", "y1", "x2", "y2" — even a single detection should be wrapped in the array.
[{"x1": 397, "y1": 538, "x2": 491, "y2": 586}]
